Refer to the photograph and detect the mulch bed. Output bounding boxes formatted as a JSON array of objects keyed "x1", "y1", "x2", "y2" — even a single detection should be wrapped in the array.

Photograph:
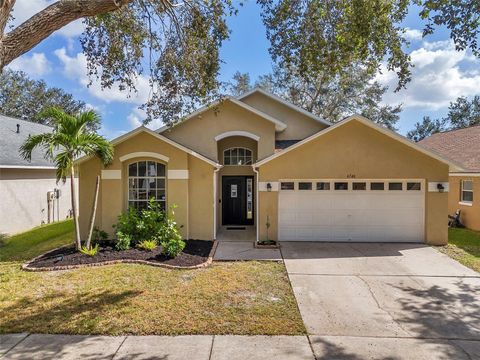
[{"x1": 24, "y1": 240, "x2": 215, "y2": 271}]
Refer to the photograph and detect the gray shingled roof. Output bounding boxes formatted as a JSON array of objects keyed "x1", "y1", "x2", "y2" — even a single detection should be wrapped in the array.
[{"x1": 0, "y1": 114, "x2": 55, "y2": 168}]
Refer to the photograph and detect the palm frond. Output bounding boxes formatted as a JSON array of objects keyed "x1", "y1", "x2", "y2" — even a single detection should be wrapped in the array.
[
  {"x1": 77, "y1": 133, "x2": 114, "y2": 166},
  {"x1": 20, "y1": 133, "x2": 54, "y2": 162}
]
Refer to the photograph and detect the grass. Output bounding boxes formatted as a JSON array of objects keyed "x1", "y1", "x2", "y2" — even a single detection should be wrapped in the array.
[
  {"x1": 437, "y1": 228, "x2": 480, "y2": 273},
  {"x1": 0, "y1": 220, "x2": 74, "y2": 262},
  {"x1": 0, "y1": 221, "x2": 305, "y2": 336}
]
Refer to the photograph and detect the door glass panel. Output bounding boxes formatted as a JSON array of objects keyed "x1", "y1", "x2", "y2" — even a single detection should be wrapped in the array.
[
  {"x1": 353, "y1": 182, "x2": 366, "y2": 190},
  {"x1": 334, "y1": 182, "x2": 348, "y2": 190},
  {"x1": 407, "y1": 182, "x2": 421, "y2": 190},
  {"x1": 281, "y1": 182, "x2": 294, "y2": 190},
  {"x1": 371, "y1": 182, "x2": 384, "y2": 190},
  {"x1": 231, "y1": 184, "x2": 238, "y2": 198},
  {"x1": 316, "y1": 182, "x2": 330, "y2": 190},
  {"x1": 389, "y1": 182, "x2": 403, "y2": 190},
  {"x1": 298, "y1": 182, "x2": 312, "y2": 190},
  {"x1": 247, "y1": 178, "x2": 253, "y2": 219}
]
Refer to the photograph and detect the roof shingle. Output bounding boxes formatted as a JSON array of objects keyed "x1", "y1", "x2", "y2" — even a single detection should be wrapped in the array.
[
  {"x1": 0, "y1": 114, "x2": 54, "y2": 168},
  {"x1": 418, "y1": 125, "x2": 480, "y2": 172}
]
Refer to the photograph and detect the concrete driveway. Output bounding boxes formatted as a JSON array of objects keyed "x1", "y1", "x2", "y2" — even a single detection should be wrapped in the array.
[{"x1": 281, "y1": 242, "x2": 480, "y2": 359}]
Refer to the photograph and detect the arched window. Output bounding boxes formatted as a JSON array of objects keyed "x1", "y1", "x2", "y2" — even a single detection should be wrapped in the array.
[
  {"x1": 128, "y1": 161, "x2": 166, "y2": 210},
  {"x1": 223, "y1": 147, "x2": 252, "y2": 165}
]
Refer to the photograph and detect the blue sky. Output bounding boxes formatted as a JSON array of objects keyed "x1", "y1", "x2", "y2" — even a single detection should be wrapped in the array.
[{"x1": 7, "y1": 1, "x2": 480, "y2": 138}]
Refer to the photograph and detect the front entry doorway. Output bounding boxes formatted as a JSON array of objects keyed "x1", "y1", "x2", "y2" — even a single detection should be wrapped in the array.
[{"x1": 222, "y1": 176, "x2": 254, "y2": 225}]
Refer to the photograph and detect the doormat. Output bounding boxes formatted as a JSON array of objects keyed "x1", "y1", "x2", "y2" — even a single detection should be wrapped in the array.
[{"x1": 226, "y1": 227, "x2": 246, "y2": 230}]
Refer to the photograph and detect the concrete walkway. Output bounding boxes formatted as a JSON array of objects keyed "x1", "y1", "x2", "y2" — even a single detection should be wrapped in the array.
[{"x1": 1, "y1": 334, "x2": 315, "y2": 360}]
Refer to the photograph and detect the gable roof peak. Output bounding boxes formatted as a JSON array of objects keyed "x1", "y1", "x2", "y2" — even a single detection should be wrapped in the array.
[{"x1": 236, "y1": 87, "x2": 332, "y2": 127}]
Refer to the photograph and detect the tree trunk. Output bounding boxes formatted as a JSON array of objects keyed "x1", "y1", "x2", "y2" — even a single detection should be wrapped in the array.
[
  {"x1": 70, "y1": 165, "x2": 82, "y2": 250},
  {"x1": 85, "y1": 174, "x2": 100, "y2": 250},
  {"x1": 0, "y1": 0, "x2": 134, "y2": 70}
]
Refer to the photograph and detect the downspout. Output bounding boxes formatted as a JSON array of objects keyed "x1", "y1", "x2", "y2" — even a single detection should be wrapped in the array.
[
  {"x1": 213, "y1": 166, "x2": 221, "y2": 240},
  {"x1": 252, "y1": 165, "x2": 259, "y2": 243}
]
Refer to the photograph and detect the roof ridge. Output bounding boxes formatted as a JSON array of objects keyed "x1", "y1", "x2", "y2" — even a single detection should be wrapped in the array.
[{"x1": 0, "y1": 113, "x2": 53, "y2": 129}]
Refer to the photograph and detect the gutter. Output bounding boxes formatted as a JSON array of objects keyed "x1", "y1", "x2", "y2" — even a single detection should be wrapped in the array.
[{"x1": 252, "y1": 165, "x2": 259, "y2": 243}]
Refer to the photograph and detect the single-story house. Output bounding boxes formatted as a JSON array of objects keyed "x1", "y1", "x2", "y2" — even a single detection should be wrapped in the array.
[
  {"x1": 77, "y1": 88, "x2": 461, "y2": 245},
  {"x1": 0, "y1": 115, "x2": 74, "y2": 235},
  {"x1": 419, "y1": 126, "x2": 480, "y2": 230}
]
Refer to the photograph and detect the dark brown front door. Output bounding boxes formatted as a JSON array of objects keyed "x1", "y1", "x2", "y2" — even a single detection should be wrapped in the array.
[{"x1": 222, "y1": 176, "x2": 254, "y2": 225}]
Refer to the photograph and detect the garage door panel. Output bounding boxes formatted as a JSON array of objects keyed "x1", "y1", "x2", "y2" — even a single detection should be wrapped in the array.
[{"x1": 278, "y1": 180, "x2": 425, "y2": 242}]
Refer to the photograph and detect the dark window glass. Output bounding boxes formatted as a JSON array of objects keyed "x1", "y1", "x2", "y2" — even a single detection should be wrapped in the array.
[
  {"x1": 462, "y1": 191, "x2": 473, "y2": 202},
  {"x1": 371, "y1": 182, "x2": 384, "y2": 190},
  {"x1": 334, "y1": 182, "x2": 348, "y2": 190},
  {"x1": 138, "y1": 161, "x2": 146, "y2": 176},
  {"x1": 407, "y1": 182, "x2": 421, "y2": 191},
  {"x1": 316, "y1": 182, "x2": 330, "y2": 190},
  {"x1": 157, "y1": 163, "x2": 166, "y2": 177},
  {"x1": 299, "y1": 182, "x2": 312, "y2": 190},
  {"x1": 281, "y1": 182, "x2": 294, "y2": 190},
  {"x1": 128, "y1": 163, "x2": 137, "y2": 176},
  {"x1": 353, "y1": 182, "x2": 366, "y2": 190},
  {"x1": 389, "y1": 182, "x2": 403, "y2": 191}
]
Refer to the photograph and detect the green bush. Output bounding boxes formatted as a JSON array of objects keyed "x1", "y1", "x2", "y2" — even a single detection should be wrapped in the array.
[
  {"x1": 159, "y1": 207, "x2": 185, "y2": 258},
  {"x1": 80, "y1": 244, "x2": 99, "y2": 256},
  {"x1": 92, "y1": 227, "x2": 109, "y2": 243},
  {"x1": 137, "y1": 239, "x2": 157, "y2": 251},
  {"x1": 113, "y1": 199, "x2": 166, "y2": 246},
  {"x1": 115, "y1": 231, "x2": 131, "y2": 251}
]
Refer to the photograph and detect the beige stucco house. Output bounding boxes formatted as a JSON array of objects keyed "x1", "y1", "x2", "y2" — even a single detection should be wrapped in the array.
[
  {"x1": 77, "y1": 88, "x2": 461, "y2": 245},
  {"x1": 420, "y1": 126, "x2": 480, "y2": 231}
]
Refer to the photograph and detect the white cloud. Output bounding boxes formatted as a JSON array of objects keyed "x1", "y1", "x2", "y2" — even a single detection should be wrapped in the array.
[
  {"x1": 376, "y1": 40, "x2": 480, "y2": 110},
  {"x1": 9, "y1": 0, "x2": 84, "y2": 38},
  {"x1": 404, "y1": 28, "x2": 423, "y2": 41},
  {"x1": 7, "y1": 52, "x2": 51, "y2": 77},
  {"x1": 127, "y1": 108, "x2": 164, "y2": 130},
  {"x1": 54, "y1": 48, "x2": 152, "y2": 105}
]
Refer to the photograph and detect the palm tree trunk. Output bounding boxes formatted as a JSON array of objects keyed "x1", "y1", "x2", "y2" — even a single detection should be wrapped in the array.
[
  {"x1": 70, "y1": 165, "x2": 82, "y2": 250},
  {"x1": 85, "y1": 175, "x2": 100, "y2": 250}
]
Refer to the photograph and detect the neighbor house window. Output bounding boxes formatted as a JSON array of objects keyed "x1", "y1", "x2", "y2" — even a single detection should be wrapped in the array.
[
  {"x1": 128, "y1": 161, "x2": 166, "y2": 210},
  {"x1": 461, "y1": 180, "x2": 473, "y2": 203},
  {"x1": 224, "y1": 148, "x2": 252, "y2": 165}
]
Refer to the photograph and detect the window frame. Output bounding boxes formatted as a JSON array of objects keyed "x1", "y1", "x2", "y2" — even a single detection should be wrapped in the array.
[
  {"x1": 127, "y1": 160, "x2": 167, "y2": 210},
  {"x1": 461, "y1": 180, "x2": 474, "y2": 204},
  {"x1": 223, "y1": 147, "x2": 253, "y2": 166}
]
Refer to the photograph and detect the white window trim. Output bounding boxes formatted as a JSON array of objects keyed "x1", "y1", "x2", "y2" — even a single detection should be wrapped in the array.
[
  {"x1": 460, "y1": 180, "x2": 474, "y2": 204},
  {"x1": 277, "y1": 179, "x2": 425, "y2": 193},
  {"x1": 214, "y1": 131, "x2": 260, "y2": 142},
  {"x1": 120, "y1": 152, "x2": 169, "y2": 163},
  {"x1": 223, "y1": 147, "x2": 253, "y2": 166}
]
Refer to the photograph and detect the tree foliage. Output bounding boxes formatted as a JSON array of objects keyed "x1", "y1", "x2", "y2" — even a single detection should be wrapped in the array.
[
  {"x1": 407, "y1": 96, "x2": 480, "y2": 141},
  {"x1": 230, "y1": 65, "x2": 402, "y2": 130},
  {"x1": 0, "y1": 70, "x2": 91, "y2": 128},
  {"x1": 1, "y1": 0, "x2": 479, "y2": 125}
]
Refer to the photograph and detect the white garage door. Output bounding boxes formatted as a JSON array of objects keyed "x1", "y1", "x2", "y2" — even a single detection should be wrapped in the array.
[{"x1": 278, "y1": 180, "x2": 425, "y2": 242}]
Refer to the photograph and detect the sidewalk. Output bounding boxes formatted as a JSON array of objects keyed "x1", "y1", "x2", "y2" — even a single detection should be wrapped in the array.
[{"x1": 1, "y1": 334, "x2": 315, "y2": 360}]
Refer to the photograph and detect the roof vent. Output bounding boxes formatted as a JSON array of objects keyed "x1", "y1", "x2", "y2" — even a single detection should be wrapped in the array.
[{"x1": 16, "y1": 124, "x2": 20, "y2": 133}]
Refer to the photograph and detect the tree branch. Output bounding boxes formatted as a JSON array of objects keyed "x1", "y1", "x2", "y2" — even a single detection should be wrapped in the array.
[
  {"x1": 0, "y1": 0, "x2": 133, "y2": 70},
  {"x1": 0, "y1": 0, "x2": 16, "y2": 35}
]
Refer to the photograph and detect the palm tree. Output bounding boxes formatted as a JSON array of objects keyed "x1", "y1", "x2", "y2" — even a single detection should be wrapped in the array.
[{"x1": 21, "y1": 108, "x2": 113, "y2": 250}]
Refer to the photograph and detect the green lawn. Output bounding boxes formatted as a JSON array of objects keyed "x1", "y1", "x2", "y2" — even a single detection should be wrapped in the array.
[
  {"x1": 0, "y1": 221, "x2": 305, "y2": 335},
  {"x1": 0, "y1": 220, "x2": 74, "y2": 262},
  {"x1": 437, "y1": 228, "x2": 480, "y2": 273}
]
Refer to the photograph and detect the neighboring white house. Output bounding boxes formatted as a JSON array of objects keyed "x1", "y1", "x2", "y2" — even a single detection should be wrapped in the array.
[{"x1": 0, "y1": 115, "x2": 75, "y2": 235}]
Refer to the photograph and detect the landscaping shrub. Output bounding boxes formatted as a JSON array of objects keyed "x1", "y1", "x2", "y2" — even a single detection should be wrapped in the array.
[
  {"x1": 80, "y1": 244, "x2": 99, "y2": 256},
  {"x1": 159, "y1": 207, "x2": 185, "y2": 258},
  {"x1": 137, "y1": 239, "x2": 157, "y2": 251},
  {"x1": 92, "y1": 227, "x2": 109, "y2": 243},
  {"x1": 115, "y1": 231, "x2": 131, "y2": 251},
  {"x1": 114, "y1": 199, "x2": 165, "y2": 246}
]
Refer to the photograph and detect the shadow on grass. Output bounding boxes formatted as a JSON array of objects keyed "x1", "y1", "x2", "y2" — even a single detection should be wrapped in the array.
[{"x1": 0, "y1": 290, "x2": 141, "y2": 336}]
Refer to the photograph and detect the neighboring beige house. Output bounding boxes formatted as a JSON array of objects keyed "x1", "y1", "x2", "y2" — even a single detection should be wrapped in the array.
[
  {"x1": 419, "y1": 126, "x2": 480, "y2": 231},
  {"x1": 77, "y1": 88, "x2": 461, "y2": 245},
  {"x1": 0, "y1": 115, "x2": 74, "y2": 235}
]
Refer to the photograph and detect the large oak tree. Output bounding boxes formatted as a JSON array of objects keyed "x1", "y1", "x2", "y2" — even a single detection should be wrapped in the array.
[{"x1": 1, "y1": 0, "x2": 478, "y2": 124}]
